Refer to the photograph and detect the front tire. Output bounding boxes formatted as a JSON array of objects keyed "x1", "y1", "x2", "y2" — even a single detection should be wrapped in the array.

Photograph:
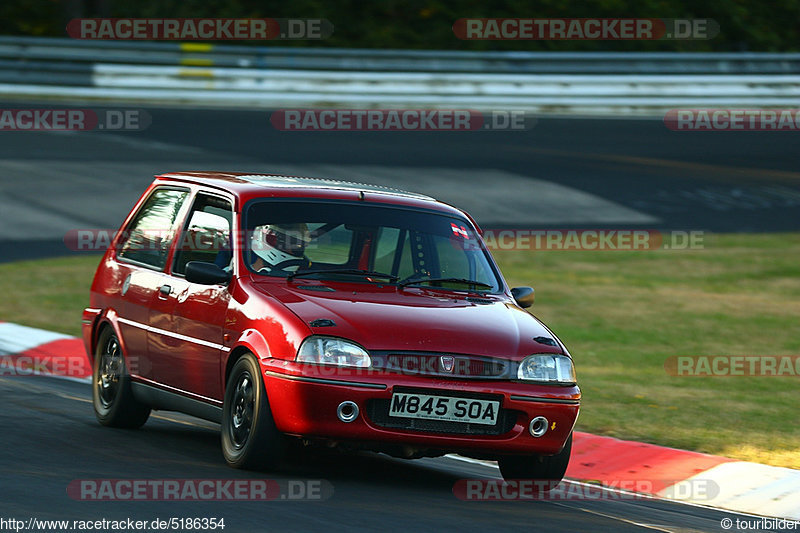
[
  {"x1": 221, "y1": 353, "x2": 287, "y2": 470},
  {"x1": 498, "y1": 433, "x2": 572, "y2": 490},
  {"x1": 92, "y1": 327, "x2": 150, "y2": 428}
]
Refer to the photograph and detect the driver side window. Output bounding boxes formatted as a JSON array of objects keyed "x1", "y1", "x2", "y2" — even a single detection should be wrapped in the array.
[{"x1": 172, "y1": 194, "x2": 233, "y2": 276}]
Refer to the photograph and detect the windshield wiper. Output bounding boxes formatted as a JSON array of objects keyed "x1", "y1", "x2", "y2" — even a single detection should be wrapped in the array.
[
  {"x1": 287, "y1": 269, "x2": 399, "y2": 282},
  {"x1": 398, "y1": 277, "x2": 493, "y2": 290}
]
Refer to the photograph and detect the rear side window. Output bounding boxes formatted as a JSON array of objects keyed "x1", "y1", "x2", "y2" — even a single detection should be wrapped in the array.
[{"x1": 117, "y1": 188, "x2": 189, "y2": 269}]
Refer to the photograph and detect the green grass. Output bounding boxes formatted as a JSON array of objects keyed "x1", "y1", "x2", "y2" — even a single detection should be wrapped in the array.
[
  {"x1": 0, "y1": 254, "x2": 100, "y2": 337},
  {"x1": 1, "y1": 235, "x2": 798, "y2": 467},
  {"x1": 496, "y1": 232, "x2": 800, "y2": 468}
]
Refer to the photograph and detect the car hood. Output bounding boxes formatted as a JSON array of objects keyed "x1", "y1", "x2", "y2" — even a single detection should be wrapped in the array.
[{"x1": 255, "y1": 282, "x2": 563, "y2": 359}]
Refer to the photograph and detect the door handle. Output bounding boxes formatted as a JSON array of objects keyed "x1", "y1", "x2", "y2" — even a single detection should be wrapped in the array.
[{"x1": 159, "y1": 284, "x2": 172, "y2": 296}]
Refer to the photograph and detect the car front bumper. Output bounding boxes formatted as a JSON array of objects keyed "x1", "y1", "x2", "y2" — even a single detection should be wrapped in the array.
[{"x1": 262, "y1": 360, "x2": 580, "y2": 457}]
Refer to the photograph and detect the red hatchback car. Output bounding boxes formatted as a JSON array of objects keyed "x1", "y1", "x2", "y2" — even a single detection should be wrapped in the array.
[{"x1": 82, "y1": 172, "x2": 580, "y2": 485}]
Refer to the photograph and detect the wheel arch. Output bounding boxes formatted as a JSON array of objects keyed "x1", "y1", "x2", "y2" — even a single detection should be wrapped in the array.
[
  {"x1": 91, "y1": 310, "x2": 127, "y2": 362},
  {"x1": 223, "y1": 328, "x2": 274, "y2": 392}
]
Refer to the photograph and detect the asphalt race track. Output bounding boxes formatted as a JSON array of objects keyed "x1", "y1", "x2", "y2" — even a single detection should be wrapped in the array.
[
  {"x1": 0, "y1": 376, "x2": 774, "y2": 532},
  {"x1": 0, "y1": 104, "x2": 799, "y2": 262}
]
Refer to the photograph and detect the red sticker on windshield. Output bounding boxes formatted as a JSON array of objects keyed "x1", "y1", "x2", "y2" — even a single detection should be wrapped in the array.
[{"x1": 451, "y1": 223, "x2": 469, "y2": 239}]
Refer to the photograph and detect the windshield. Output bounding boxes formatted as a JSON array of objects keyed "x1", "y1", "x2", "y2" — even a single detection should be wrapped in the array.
[{"x1": 245, "y1": 200, "x2": 502, "y2": 292}]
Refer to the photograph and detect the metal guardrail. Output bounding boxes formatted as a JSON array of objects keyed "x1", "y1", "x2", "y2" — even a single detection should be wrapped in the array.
[
  {"x1": 3, "y1": 36, "x2": 800, "y2": 74},
  {"x1": 0, "y1": 36, "x2": 798, "y2": 114}
]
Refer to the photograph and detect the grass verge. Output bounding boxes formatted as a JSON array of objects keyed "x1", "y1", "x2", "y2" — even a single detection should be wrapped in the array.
[{"x1": 497, "y1": 232, "x2": 800, "y2": 468}]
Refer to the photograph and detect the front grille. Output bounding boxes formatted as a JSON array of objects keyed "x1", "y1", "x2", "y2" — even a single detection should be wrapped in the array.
[
  {"x1": 365, "y1": 397, "x2": 519, "y2": 436},
  {"x1": 372, "y1": 352, "x2": 512, "y2": 378}
]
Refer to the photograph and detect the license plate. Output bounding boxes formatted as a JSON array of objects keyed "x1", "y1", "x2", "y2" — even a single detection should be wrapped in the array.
[{"x1": 389, "y1": 392, "x2": 500, "y2": 425}]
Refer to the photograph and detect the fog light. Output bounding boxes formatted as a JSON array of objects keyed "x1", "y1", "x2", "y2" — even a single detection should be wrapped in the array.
[
  {"x1": 337, "y1": 401, "x2": 359, "y2": 423},
  {"x1": 529, "y1": 416, "x2": 548, "y2": 437}
]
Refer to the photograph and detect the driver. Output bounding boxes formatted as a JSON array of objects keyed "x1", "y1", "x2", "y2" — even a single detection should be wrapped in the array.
[{"x1": 250, "y1": 223, "x2": 312, "y2": 273}]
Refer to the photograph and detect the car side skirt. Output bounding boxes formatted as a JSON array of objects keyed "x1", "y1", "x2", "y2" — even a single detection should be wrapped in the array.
[{"x1": 131, "y1": 381, "x2": 223, "y2": 424}]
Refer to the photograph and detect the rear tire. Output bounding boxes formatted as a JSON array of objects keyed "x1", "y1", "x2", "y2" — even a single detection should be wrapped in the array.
[
  {"x1": 92, "y1": 327, "x2": 150, "y2": 428},
  {"x1": 498, "y1": 433, "x2": 572, "y2": 490},
  {"x1": 221, "y1": 353, "x2": 287, "y2": 470}
]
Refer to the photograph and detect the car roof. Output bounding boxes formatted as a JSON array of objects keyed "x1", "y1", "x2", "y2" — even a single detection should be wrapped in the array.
[
  {"x1": 153, "y1": 171, "x2": 468, "y2": 218},
  {"x1": 156, "y1": 171, "x2": 429, "y2": 198}
]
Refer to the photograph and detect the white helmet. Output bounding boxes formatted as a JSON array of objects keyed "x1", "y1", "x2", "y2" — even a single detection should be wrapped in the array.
[{"x1": 251, "y1": 223, "x2": 310, "y2": 269}]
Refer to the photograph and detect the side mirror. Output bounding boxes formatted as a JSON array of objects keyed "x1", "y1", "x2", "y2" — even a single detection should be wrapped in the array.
[
  {"x1": 185, "y1": 261, "x2": 231, "y2": 285},
  {"x1": 511, "y1": 286, "x2": 535, "y2": 308}
]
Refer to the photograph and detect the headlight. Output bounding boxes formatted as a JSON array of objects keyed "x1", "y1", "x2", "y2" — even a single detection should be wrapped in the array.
[
  {"x1": 517, "y1": 354, "x2": 576, "y2": 383},
  {"x1": 296, "y1": 336, "x2": 372, "y2": 368}
]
